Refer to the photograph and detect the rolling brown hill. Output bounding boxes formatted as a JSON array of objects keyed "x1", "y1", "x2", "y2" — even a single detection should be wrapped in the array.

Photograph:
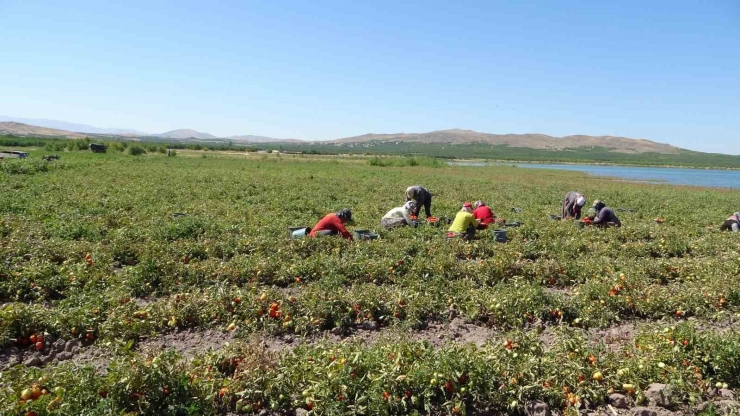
[
  {"x1": 1, "y1": 121, "x2": 682, "y2": 155},
  {"x1": 0, "y1": 122, "x2": 87, "y2": 138},
  {"x1": 331, "y1": 129, "x2": 681, "y2": 154}
]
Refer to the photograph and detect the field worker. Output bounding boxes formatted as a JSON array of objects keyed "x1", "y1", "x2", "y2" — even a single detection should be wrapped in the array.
[
  {"x1": 405, "y1": 186, "x2": 433, "y2": 219},
  {"x1": 590, "y1": 200, "x2": 621, "y2": 228},
  {"x1": 381, "y1": 201, "x2": 416, "y2": 230},
  {"x1": 448, "y1": 202, "x2": 478, "y2": 240},
  {"x1": 562, "y1": 191, "x2": 586, "y2": 220},
  {"x1": 720, "y1": 212, "x2": 740, "y2": 232},
  {"x1": 473, "y1": 200, "x2": 496, "y2": 229},
  {"x1": 310, "y1": 208, "x2": 354, "y2": 240}
]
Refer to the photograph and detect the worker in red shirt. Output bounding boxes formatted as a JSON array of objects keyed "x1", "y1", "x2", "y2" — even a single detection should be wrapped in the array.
[
  {"x1": 473, "y1": 200, "x2": 496, "y2": 229},
  {"x1": 309, "y1": 208, "x2": 354, "y2": 240}
]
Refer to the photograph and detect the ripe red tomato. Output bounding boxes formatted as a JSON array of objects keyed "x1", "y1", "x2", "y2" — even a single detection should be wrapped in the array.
[
  {"x1": 35, "y1": 341, "x2": 43, "y2": 351},
  {"x1": 29, "y1": 334, "x2": 37, "y2": 343},
  {"x1": 444, "y1": 381, "x2": 455, "y2": 393}
]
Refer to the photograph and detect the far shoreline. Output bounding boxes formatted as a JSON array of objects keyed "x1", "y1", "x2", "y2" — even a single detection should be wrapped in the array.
[{"x1": 447, "y1": 158, "x2": 740, "y2": 171}]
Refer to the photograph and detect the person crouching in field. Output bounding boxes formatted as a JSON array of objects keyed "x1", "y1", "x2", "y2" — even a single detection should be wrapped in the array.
[
  {"x1": 448, "y1": 202, "x2": 478, "y2": 240},
  {"x1": 473, "y1": 200, "x2": 496, "y2": 229},
  {"x1": 310, "y1": 208, "x2": 354, "y2": 240},
  {"x1": 405, "y1": 186, "x2": 433, "y2": 219},
  {"x1": 381, "y1": 201, "x2": 416, "y2": 230},
  {"x1": 562, "y1": 191, "x2": 586, "y2": 220},
  {"x1": 720, "y1": 212, "x2": 740, "y2": 232},
  {"x1": 590, "y1": 200, "x2": 621, "y2": 228}
]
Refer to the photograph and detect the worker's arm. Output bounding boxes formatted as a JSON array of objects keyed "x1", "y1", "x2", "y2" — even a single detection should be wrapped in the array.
[
  {"x1": 333, "y1": 216, "x2": 353, "y2": 240},
  {"x1": 592, "y1": 209, "x2": 604, "y2": 224},
  {"x1": 573, "y1": 206, "x2": 581, "y2": 220},
  {"x1": 401, "y1": 208, "x2": 413, "y2": 225}
]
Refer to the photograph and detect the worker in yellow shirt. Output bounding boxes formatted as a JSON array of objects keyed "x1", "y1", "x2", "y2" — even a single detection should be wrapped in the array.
[{"x1": 447, "y1": 202, "x2": 478, "y2": 240}]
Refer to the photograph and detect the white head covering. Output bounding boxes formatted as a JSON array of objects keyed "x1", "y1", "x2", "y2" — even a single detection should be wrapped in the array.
[
  {"x1": 403, "y1": 201, "x2": 416, "y2": 211},
  {"x1": 576, "y1": 196, "x2": 586, "y2": 207}
]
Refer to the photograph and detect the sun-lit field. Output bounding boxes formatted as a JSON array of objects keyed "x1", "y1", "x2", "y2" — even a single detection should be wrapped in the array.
[{"x1": 2, "y1": 150, "x2": 740, "y2": 415}]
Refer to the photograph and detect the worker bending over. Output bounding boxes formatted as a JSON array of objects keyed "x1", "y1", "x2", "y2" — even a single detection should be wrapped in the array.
[
  {"x1": 381, "y1": 201, "x2": 416, "y2": 230},
  {"x1": 405, "y1": 186, "x2": 433, "y2": 219},
  {"x1": 310, "y1": 208, "x2": 354, "y2": 240},
  {"x1": 562, "y1": 191, "x2": 586, "y2": 220},
  {"x1": 590, "y1": 200, "x2": 621, "y2": 228},
  {"x1": 720, "y1": 212, "x2": 740, "y2": 232},
  {"x1": 448, "y1": 202, "x2": 478, "y2": 240},
  {"x1": 473, "y1": 200, "x2": 496, "y2": 229}
]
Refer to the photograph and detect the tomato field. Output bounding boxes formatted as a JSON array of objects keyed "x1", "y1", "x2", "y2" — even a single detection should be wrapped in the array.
[{"x1": 1, "y1": 150, "x2": 740, "y2": 415}]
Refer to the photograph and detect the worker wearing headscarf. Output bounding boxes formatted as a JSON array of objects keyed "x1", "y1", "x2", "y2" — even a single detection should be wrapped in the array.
[
  {"x1": 720, "y1": 212, "x2": 740, "y2": 232},
  {"x1": 448, "y1": 202, "x2": 478, "y2": 240},
  {"x1": 310, "y1": 208, "x2": 354, "y2": 239},
  {"x1": 473, "y1": 200, "x2": 496, "y2": 229},
  {"x1": 590, "y1": 200, "x2": 621, "y2": 228},
  {"x1": 381, "y1": 201, "x2": 416, "y2": 230},
  {"x1": 562, "y1": 191, "x2": 586, "y2": 220},
  {"x1": 405, "y1": 186, "x2": 433, "y2": 219}
]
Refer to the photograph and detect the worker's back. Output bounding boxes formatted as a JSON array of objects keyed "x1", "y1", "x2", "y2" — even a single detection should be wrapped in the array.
[{"x1": 448, "y1": 211, "x2": 476, "y2": 233}]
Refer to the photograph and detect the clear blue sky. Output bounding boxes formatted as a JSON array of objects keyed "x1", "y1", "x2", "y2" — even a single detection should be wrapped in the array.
[{"x1": 1, "y1": 1, "x2": 738, "y2": 153}]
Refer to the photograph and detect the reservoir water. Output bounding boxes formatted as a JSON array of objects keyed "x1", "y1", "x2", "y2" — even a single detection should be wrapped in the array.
[{"x1": 448, "y1": 162, "x2": 740, "y2": 189}]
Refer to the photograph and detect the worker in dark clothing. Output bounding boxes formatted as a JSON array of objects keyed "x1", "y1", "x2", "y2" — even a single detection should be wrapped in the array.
[
  {"x1": 562, "y1": 191, "x2": 586, "y2": 220},
  {"x1": 590, "y1": 200, "x2": 621, "y2": 228},
  {"x1": 309, "y1": 208, "x2": 354, "y2": 240},
  {"x1": 405, "y1": 186, "x2": 433, "y2": 219},
  {"x1": 720, "y1": 212, "x2": 740, "y2": 232}
]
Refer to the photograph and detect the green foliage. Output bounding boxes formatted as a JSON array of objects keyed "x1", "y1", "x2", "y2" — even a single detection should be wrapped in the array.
[
  {"x1": 127, "y1": 144, "x2": 147, "y2": 156},
  {"x1": 1, "y1": 152, "x2": 740, "y2": 414},
  {"x1": 279, "y1": 141, "x2": 740, "y2": 169},
  {"x1": 369, "y1": 156, "x2": 444, "y2": 168},
  {"x1": 0, "y1": 158, "x2": 66, "y2": 175}
]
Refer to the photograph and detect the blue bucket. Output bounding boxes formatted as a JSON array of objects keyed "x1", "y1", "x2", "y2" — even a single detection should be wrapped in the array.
[{"x1": 492, "y1": 229, "x2": 507, "y2": 242}]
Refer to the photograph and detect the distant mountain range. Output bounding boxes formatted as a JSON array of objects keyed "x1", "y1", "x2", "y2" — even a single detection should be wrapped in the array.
[
  {"x1": 0, "y1": 116, "x2": 146, "y2": 136},
  {"x1": 331, "y1": 129, "x2": 680, "y2": 154},
  {"x1": 0, "y1": 117, "x2": 684, "y2": 154},
  {"x1": 156, "y1": 129, "x2": 217, "y2": 140},
  {"x1": 0, "y1": 116, "x2": 292, "y2": 143},
  {"x1": 0, "y1": 122, "x2": 88, "y2": 138}
]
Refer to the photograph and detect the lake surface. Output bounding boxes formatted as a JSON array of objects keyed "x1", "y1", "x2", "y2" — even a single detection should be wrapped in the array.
[{"x1": 448, "y1": 162, "x2": 740, "y2": 189}]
